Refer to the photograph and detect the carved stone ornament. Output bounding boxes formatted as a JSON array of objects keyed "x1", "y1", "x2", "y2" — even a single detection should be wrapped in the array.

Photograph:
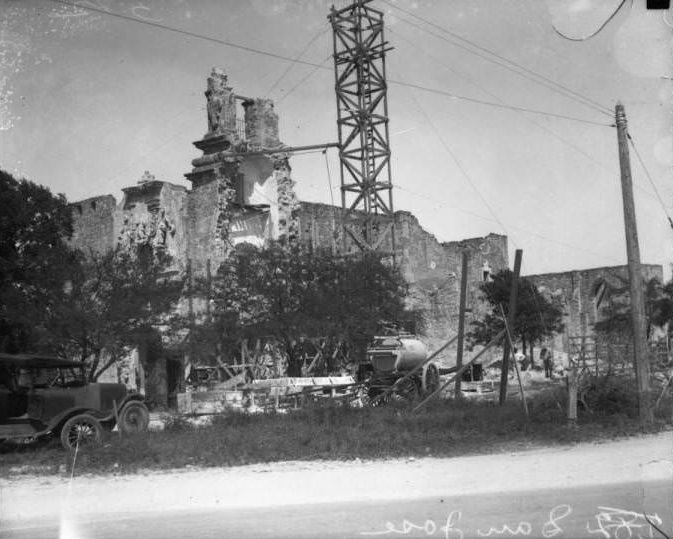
[
  {"x1": 118, "y1": 209, "x2": 175, "y2": 251},
  {"x1": 138, "y1": 170, "x2": 155, "y2": 185},
  {"x1": 205, "y1": 67, "x2": 236, "y2": 136}
]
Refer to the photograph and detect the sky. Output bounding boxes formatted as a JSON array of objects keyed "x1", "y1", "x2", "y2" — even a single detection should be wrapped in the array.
[{"x1": 1, "y1": 0, "x2": 671, "y2": 278}]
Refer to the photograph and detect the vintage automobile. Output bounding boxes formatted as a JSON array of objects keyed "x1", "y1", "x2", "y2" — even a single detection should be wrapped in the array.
[{"x1": 0, "y1": 353, "x2": 149, "y2": 450}]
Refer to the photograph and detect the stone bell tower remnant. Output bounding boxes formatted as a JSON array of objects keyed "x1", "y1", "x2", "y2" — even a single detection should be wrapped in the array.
[{"x1": 185, "y1": 69, "x2": 298, "y2": 275}]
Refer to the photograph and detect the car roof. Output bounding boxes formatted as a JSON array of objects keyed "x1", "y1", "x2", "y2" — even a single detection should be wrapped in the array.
[{"x1": 0, "y1": 353, "x2": 85, "y2": 369}]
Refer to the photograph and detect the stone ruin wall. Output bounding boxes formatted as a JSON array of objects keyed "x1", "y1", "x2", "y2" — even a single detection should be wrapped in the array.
[
  {"x1": 67, "y1": 67, "x2": 514, "y2": 402},
  {"x1": 297, "y1": 202, "x2": 510, "y2": 365},
  {"x1": 69, "y1": 195, "x2": 117, "y2": 254},
  {"x1": 528, "y1": 264, "x2": 664, "y2": 359}
]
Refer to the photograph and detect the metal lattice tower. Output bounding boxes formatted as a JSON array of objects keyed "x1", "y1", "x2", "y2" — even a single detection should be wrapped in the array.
[{"x1": 329, "y1": 0, "x2": 395, "y2": 254}]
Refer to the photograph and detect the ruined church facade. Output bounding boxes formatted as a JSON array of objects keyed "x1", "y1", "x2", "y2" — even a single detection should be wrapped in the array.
[{"x1": 69, "y1": 69, "x2": 509, "y2": 405}]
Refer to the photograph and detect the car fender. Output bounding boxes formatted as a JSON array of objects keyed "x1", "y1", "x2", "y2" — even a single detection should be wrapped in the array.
[
  {"x1": 117, "y1": 393, "x2": 145, "y2": 409},
  {"x1": 48, "y1": 406, "x2": 117, "y2": 433}
]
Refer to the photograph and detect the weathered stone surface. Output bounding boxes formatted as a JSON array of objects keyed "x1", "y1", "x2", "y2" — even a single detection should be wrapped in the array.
[
  {"x1": 69, "y1": 195, "x2": 117, "y2": 254},
  {"x1": 528, "y1": 264, "x2": 664, "y2": 353},
  {"x1": 118, "y1": 177, "x2": 187, "y2": 265},
  {"x1": 243, "y1": 98, "x2": 280, "y2": 149},
  {"x1": 295, "y1": 202, "x2": 509, "y2": 363},
  {"x1": 274, "y1": 153, "x2": 299, "y2": 242},
  {"x1": 72, "y1": 69, "x2": 668, "y2": 395},
  {"x1": 205, "y1": 67, "x2": 237, "y2": 139}
]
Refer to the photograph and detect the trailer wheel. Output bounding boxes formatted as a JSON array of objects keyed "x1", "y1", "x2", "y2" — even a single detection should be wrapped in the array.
[
  {"x1": 392, "y1": 377, "x2": 419, "y2": 401},
  {"x1": 422, "y1": 363, "x2": 440, "y2": 395},
  {"x1": 359, "y1": 385, "x2": 387, "y2": 407}
]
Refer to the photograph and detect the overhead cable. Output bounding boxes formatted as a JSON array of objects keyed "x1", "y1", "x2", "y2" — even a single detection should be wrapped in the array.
[
  {"x1": 46, "y1": 0, "x2": 329, "y2": 69},
  {"x1": 393, "y1": 185, "x2": 616, "y2": 263},
  {"x1": 380, "y1": 0, "x2": 614, "y2": 117},
  {"x1": 391, "y1": 80, "x2": 614, "y2": 128},
  {"x1": 387, "y1": 26, "x2": 614, "y2": 164},
  {"x1": 264, "y1": 29, "x2": 329, "y2": 99},
  {"x1": 48, "y1": 0, "x2": 613, "y2": 127},
  {"x1": 407, "y1": 91, "x2": 516, "y2": 247},
  {"x1": 627, "y1": 133, "x2": 673, "y2": 231},
  {"x1": 552, "y1": 0, "x2": 631, "y2": 41}
]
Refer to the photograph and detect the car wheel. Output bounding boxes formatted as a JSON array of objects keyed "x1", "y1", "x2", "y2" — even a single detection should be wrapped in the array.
[
  {"x1": 118, "y1": 401, "x2": 150, "y2": 434},
  {"x1": 60, "y1": 414, "x2": 103, "y2": 451}
]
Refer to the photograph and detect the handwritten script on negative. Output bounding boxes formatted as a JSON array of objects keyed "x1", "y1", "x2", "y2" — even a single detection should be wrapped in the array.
[{"x1": 360, "y1": 504, "x2": 666, "y2": 538}]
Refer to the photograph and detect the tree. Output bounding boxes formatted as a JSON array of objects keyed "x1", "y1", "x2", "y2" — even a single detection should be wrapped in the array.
[
  {"x1": 201, "y1": 242, "x2": 419, "y2": 372},
  {"x1": 0, "y1": 169, "x2": 76, "y2": 353},
  {"x1": 595, "y1": 276, "x2": 673, "y2": 341},
  {"x1": 44, "y1": 246, "x2": 184, "y2": 380},
  {"x1": 468, "y1": 269, "x2": 564, "y2": 356}
]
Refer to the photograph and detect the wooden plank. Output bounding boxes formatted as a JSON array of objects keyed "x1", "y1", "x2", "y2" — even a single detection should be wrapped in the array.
[{"x1": 413, "y1": 330, "x2": 505, "y2": 412}]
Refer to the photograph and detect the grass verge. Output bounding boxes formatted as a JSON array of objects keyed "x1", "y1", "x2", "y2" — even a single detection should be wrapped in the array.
[{"x1": 1, "y1": 388, "x2": 670, "y2": 477}]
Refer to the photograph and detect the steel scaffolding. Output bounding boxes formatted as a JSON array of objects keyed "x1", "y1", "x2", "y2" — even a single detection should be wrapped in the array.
[{"x1": 329, "y1": 0, "x2": 395, "y2": 254}]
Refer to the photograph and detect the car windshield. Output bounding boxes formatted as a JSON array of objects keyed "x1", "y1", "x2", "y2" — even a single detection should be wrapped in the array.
[{"x1": 16, "y1": 366, "x2": 86, "y2": 388}]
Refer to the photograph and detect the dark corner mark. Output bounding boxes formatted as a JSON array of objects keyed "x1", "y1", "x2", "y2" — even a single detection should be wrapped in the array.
[{"x1": 646, "y1": 0, "x2": 670, "y2": 9}]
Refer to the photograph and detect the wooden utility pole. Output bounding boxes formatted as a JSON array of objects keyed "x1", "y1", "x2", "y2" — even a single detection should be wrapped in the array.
[
  {"x1": 499, "y1": 249, "x2": 523, "y2": 406},
  {"x1": 615, "y1": 102, "x2": 653, "y2": 424},
  {"x1": 455, "y1": 251, "x2": 470, "y2": 398}
]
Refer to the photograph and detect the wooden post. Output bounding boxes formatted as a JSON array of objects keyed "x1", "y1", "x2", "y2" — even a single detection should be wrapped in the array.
[
  {"x1": 616, "y1": 103, "x2": 653, "y2": 424},
  {"x1": 500, "y1": 305, "x2": 529, "y2": 419},
  {"x1": 567, "y1": 363, "x2": 578, "y2": 427},
  {"x1": 187, "y1": 258, "x2": 195, "y2": 367},
  {"x1": 455, "y1": 251, "x2": 469, "y2": 398},
  {"x1": 206, "y1": 258, "x2": 212, "y2": 322},
  {"x1": 414, "y1": 330, "x2": 505, "y2": 412},
  {"x1": 499, "y1": 249, "x2": 523, "y2": 406}
]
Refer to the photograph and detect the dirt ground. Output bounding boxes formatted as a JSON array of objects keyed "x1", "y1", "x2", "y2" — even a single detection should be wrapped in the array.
[{"x1": 1, "y1": 431, "x2": 670, "y2": 524}]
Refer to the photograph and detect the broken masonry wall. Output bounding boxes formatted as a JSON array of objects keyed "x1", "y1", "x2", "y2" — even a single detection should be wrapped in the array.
[
  {"x1": 243, "y1": 98, "x2": 280, "y2": 149},
  {"x1": 69, "y1": 195, "x2": 117, "y2": 254},
  {"x1": 443, "y1": 233, "x2": 509, "y2": 322},
  {"x1": 186, "y1": 178, "x2": 221, "y2": 276},
  {"x1": 528, "y1": 264, "x2": 664, "y2": 357},
  {"x1": 185, "y1": 159, "x2": 241, "y2": 276},
  {"x1": 298, "y1": 202, "x2": 343, "y2": 254},
  {"x1": 117, "y1": 177, "x2": 188, "y2": 270},
  {"x1": 296, "y1": 202, "x2": 509, "y2": 366},
  {"x1": 274, "y1": 153, "x2": 299, "y2": 242},
  {"x1": 240, "y1": 154, "x2": 276, "y2": 207}
]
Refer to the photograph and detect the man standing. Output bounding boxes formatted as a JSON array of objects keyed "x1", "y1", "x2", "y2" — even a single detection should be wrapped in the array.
[{"x1": 541, "y1": 347, "x2": 554, "y2": 378}]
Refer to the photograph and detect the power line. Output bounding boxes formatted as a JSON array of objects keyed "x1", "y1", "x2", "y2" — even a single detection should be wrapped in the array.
[
  {"x1": 46, "y1": 0, "x2": 329, "y2": 69},
  {"x1": 552, "y1": 0, "x2": 631, "y2": 41},
  {"x1": 393, "y1": 184, "x2": 617, "y2": 263},
  {"x1": 407, "y1": 90, "x2": 517, "y2": 247},
  {"x1": 47, "y1": 0, "x2": 612, "y2": 128},
  {"x1": 264, "y1": 29, "x2": 329, "y2": 99},
  {"x1": 387, "y1": 26, "x2": 614, "y2": 166},
  {"x1": 627, "y1": 132, "x2": 673, "y2": 231},
  {"x1": 380, "y1": 0, "x2": 614, "y2": 117},
  {"x1": 276, "y1": 56, "x2": 332, "y2": 104},
  {"x1": 323, "y1": 150, "x2": 336, "y2": 209},
  {"x1": 390, "y1": 27, "x2": 669, "y2": 209},
  {"x1": 389, "y1": 79, "x2": 614, "y2": 128}
]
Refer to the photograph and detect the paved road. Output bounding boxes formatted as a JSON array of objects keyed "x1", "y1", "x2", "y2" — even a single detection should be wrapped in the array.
[{"x1": 4, "y1": 479, "x2": 671, "y2": 539}]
